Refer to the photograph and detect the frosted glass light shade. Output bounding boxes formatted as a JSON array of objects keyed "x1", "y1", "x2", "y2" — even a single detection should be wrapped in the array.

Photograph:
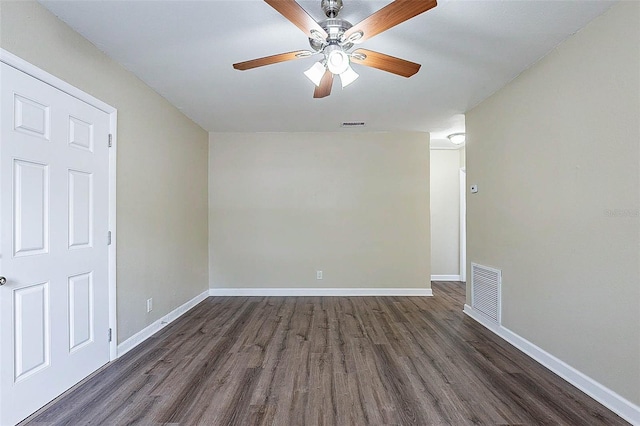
[
  {"x1": 304, "y1": 61, "x2": 326, "y2": 87},
  {"x1": 340, "y1": 66, "x2": 359, "y2": 88},
  {"x1": 326, "y1": 49, "x2": 349, "y2": 75},
  {"x1": 448, "y1": 133, "x2": 466, "y2": 145}
]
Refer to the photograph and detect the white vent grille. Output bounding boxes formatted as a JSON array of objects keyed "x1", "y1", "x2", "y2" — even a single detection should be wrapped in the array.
[
  {"x1": 341, "y1": 122, "x2": 365, "y2": 127},
  {"x1": 471, "y1": 263, "x2": 501, "y2": 324}
]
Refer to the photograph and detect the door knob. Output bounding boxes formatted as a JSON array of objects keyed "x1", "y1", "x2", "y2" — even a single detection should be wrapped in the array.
[{"x1": 0, "y1": 276, "x2": 6, "y2": 286}]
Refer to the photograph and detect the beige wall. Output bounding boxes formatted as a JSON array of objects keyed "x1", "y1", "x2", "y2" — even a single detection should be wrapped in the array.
[
  {"x1": 1, "y1": 1, "x2": 210, "y2": 343},
  {"x1": 209, "y1": 132, "x2": 430, "y2": 289},
  {"x1": 430, "y1": 149, "x2": 462, "y2": 277},
  {"x1": 467, "y1": 1, "x2": 639, "y2": 405}
]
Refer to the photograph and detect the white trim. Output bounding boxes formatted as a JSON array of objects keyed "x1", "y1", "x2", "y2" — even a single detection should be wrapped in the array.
[
  {"x1": 0, "y1": 50, "x2": 114, "y2": 114},
  {"x1": 431, "y1": 275, "x2": 461, "y2": 281},
  {"x1": 459, "y1": 168, "x2": 466, "y2": 282},
  {"x1": 209, "y1": 288, "x2": 433, "y2": 297},
  {"x1": 0, "y1": 48, "x2": 119, "y2": 361},
  {"x1": 429, "y1": 146, "x2": 465, "y2": 150},
  {"x1": 108, "y1": 112, "x2": 118, "y2": 360},
  {"x1": 463, "y1": 304, "x2": 640, "y2": 425},
  {"x1": 117, "y1": 289, "x2": 210, "y2": 358}
]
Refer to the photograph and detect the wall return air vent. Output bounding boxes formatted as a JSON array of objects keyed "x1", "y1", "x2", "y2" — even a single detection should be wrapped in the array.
[{"x1": 471, "y1": 263, "x2": 502, "y2": 324}]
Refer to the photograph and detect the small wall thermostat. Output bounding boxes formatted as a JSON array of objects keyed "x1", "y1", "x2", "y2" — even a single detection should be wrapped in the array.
[{"x1": 470, "y1": 185, "x2": 479, "y2": 194}]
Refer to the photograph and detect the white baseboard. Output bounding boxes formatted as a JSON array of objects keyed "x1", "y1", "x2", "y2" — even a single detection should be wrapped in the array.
[
  {"x1": 463, "y1": 304, "x2": 640, "y2": 425},
  {"x1": 117, "y1": 289, "x2": 210, "y2": 358},
  {"x1": 209, "y1": 287, "x2": 433, "y2": 297},
  {"x1": 431, "y1": 275, "x2": 462, "y2": 281}
]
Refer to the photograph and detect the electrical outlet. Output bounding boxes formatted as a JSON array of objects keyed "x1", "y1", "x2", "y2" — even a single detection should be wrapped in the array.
[
  {"x1": 316, "y1": 270, "x2": 323, "y2": 280},
  {"x1": 146, "y1": 298, "x2": 153, "y2": 313}
]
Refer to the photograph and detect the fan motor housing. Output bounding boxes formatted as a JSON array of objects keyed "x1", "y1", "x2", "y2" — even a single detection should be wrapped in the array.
[{"x1": 308, "y1": 18, "x2": 353, "y2": 51}]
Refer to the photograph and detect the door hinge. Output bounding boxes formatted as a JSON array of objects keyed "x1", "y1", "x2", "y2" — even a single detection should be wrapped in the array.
[
  {"x1": 108, "y1": 231, "x2": 112, "y2": 246},
  {"x1": 108, "y1": 328, "x2": 113, "y2": 342},
  {"x1": 108, "y1": 134, "x2": 113, "y2": 148}
]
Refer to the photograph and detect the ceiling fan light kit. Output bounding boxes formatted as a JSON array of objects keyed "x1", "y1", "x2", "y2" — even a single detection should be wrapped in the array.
[
  {"x1": 339, "y1": 66, "x2": 359, "y2": 88},
  {"x1": 304, "y1": 61, "x2": 327, "y2": 86},
  {"x1": 325, "y1": 44, "x2": 349, "y2": 75},
  {"x1": 233, "y1": 0, "x2": 437, "y2": 98}
]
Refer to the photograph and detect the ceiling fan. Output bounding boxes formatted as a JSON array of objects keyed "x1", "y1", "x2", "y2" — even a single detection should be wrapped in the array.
[{"x1": 233, "y1": 0, "x2": 438, "y2": 98}]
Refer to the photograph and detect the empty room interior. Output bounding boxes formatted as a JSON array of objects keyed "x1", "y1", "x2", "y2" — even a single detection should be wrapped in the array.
[{"x1": 0, "y1": 0, "x2": 638, "y2": 425}]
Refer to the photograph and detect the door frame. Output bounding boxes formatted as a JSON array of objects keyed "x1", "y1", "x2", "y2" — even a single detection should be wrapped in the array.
[
  {"x1": 459, "y1": 168, "x2": 466, "y2": 282},
  {"x1": 0, "y1": 49, "x2": 118, "y2": 361}
]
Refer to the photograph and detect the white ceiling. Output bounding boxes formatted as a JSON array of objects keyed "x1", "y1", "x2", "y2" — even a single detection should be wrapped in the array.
[{"x1": 40, "y1": 0, "x2": 614, "y2": 146}]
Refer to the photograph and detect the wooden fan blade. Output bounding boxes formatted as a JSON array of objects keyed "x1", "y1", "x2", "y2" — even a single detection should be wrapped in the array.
[
  {"x1": 264, "y1": 0, "x2": 328, "y2": 40},
  {"x1": 343, "y1": 0, "x2": 437, "y2": 44},
  {"x1": 313, "y1": 70, "x2": 333, "y2": 98},
  {"x1": 233, "y1": 50, "x2": 311, "y2": 71},
  {"x1": 350, "y1": 49, "x2": 421, "y2": 78}
]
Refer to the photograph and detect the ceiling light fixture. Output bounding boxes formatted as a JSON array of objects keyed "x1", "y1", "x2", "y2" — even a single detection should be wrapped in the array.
[
  {"x1": 448, "y1": 133, "x2": 466, "y2": 145},
  {"x1": 305, "y1": 44, "x2": 357, "y2": 89},
  {"x1": 233, "y1": 0, "x2": 437, "y2": 99},
  {"x1": 325, "y1": 45, "x2": 349, "y2": 75},
  {"x1": 304, "y1": 61, "x2": 326, "y2": 87},
  {"x1": 339, "y1": 65, "x2": 359, "y2": 88}
]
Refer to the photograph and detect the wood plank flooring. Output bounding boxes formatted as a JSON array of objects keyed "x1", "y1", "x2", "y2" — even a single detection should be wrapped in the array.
[{"x1": 23, "y1": 282, "x2": 628, "y2": 425}]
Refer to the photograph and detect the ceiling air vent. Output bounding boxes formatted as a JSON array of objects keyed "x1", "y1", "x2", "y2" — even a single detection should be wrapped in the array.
[{"x1": 341, "y1": 122, "x2": 366, "y2": 128}]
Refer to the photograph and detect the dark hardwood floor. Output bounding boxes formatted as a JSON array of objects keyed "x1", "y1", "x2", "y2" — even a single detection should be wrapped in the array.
[{"x1": 24, "y1": 282, "x2": 628, "y2": 425}]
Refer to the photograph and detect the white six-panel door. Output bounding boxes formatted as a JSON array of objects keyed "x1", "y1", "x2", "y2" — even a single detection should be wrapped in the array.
[{"x1": 0, "y1": 62, "x2": 111, "y2": 425}]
